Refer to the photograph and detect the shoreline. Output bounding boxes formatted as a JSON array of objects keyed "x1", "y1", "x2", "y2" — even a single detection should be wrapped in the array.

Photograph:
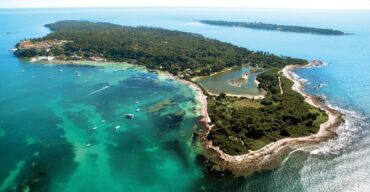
[
  {"x1": 191, "y1": 66, "x2": 236, "y2": 81},
  {"x1": 155, "y1": 70, "x2": 211, "y2": 123},
  {"x1": 204, "y1": 89, "x2": 266, "y2": 100},
  {"x1": 33, "y1": 57, "x2": 265, "y2": 99},
  {"x1": 196, "y1": 61, "x2": 344, "y2": 177},
  {"x1": 27, "y1": 58, "x2": 142, "y2": 68},
  {"x1": 24, "y1": 58, "x2": 343, "y2": 176},
  {"x1": 29, "y1": 58, "x2": 212, "y2": 124}
]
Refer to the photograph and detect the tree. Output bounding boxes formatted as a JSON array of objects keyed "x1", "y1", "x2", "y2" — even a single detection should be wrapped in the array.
[{"x1": 217, "y1": 93, "x2": 227, "y2": 100}]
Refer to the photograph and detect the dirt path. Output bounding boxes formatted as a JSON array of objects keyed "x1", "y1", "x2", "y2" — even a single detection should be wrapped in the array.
[{"x1": 278, "y1": 75, "x2": 283, "y2": 95}]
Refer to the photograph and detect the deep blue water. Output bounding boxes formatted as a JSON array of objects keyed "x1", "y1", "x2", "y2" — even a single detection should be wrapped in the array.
[{"x1": 0, "y1": 8, "x2": 369, "y2": 191}]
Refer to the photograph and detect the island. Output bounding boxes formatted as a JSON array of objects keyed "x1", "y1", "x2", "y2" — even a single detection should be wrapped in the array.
[
  {"x1": 14, "y1": 20, "x2": 342, "y2": 176},
  {"x1": 199, "y1": 20, "x2": 349, "y2": 35}
]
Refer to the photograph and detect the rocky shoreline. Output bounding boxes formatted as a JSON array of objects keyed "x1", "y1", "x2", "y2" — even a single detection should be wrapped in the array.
[{"x1": 195, "y1": 61, "x2": 344, "y2": 177}]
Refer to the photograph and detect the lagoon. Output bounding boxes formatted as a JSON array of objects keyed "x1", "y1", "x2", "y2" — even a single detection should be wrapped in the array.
[{"x1": 195, "y1": 66, "x2": 265, "y2": 97}]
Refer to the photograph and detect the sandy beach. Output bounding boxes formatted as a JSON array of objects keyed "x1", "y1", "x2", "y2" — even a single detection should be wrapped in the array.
[
  {"x1": 206, "y1": 90, "x2": 266, "y2": 100},
  {"x1": 196, "y1": 61, "x2": 344, "y2": 177},
  {"x1": 157, "y1": 71, "x2": 212, "y2": 124}
]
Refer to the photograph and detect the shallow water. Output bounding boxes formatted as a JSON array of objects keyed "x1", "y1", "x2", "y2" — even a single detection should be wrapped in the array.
[
  {"x1": 195, "y1": 66, "x2": 263, "y2": 96},
  {"x1": 0, "y1": 8, "x2": 369, "y2": 192},
  {"x1": 0, "y1": 60, "x2": 205, "y2": 191}
]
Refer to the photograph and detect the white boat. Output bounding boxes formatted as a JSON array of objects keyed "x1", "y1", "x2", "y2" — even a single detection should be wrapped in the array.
[
  {"x1": 114, "y1": 125, "x2": 120, "y2": 130},
  {"x1": 136, "y1": 108, "x2": 141, "y2": 112},
  {"x1": 85, "y1": 143, "x2": 92, "y2": 148},
  {"x1": 92, "y1": 127, "x2": 98, "y2": 130}
]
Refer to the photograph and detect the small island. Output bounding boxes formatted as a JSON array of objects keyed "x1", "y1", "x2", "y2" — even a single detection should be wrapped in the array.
[
  {"x1": 14, "y1": 20, "x2": 342, "y2": 176},
  {"x1": 199, "y1": 20, "x2": 349, "y2": 35}
]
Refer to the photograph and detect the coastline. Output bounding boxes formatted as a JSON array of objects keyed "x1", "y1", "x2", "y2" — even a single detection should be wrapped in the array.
[
  {"x1": 28, "y1": 58, "x2": 142, "y2": 68},
  {"x1": 196, "y1": 61, "x2": 344, "y2": 177},
  {"x1": 24, "y1": 58, "x2": 343, "y2": 176},
  {"x1": 28, "y1": 58, "x2": 212, "y2": 124},
  {"x1": 204, "y1": 89, "x2": 265, "y2": 100}
]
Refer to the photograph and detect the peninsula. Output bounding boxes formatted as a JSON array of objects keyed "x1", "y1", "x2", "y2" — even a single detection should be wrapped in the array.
[
  {"x1": 199, "y1": 20, "x2": 349, "y2": 35},
  {"x1": 14, "y1": 20, "x2": 342, "y2": 176}
]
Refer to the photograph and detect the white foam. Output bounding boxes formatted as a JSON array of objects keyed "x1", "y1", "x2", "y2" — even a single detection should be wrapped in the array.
[
  {"x1": 290, "y1": 72, "x2": 300, "y2": 79},
  {"x1": 307, "y1": 61, "x2": 329, "y2": 68},
  {"x1": 300, "y1": 78, "x2": 309, "y2": 83},
  {"x1": 310, "y1": 104, "x2": 367, "y2": 155},
  {"x1": 301, "y1": 138, "x2": 370, "y2": 192},
  {"x1": 300, "y1": 102, "x2": 370, "y2": 191}
]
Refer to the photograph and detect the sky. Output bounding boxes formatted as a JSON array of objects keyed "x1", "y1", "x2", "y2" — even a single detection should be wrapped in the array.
[{"x1": 0, "y1": 0, "x2": 369, "y2": 9}]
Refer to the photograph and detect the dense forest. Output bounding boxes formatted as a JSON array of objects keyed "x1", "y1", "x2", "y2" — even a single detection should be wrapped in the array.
[
  {"x1": 200, "y1": 20, "x2": 348, "y2": 35},
  {"x1": 15, "y1": 20, "x2": 327, "y2": 155},
  {"x1": 15, "y1": 20, "x2": 306, "y2": 77}
]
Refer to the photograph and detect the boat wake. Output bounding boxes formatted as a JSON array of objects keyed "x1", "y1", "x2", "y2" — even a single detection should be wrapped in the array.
[{"x1": 86, "y1": 85, "x2": 110, "y2": 97}]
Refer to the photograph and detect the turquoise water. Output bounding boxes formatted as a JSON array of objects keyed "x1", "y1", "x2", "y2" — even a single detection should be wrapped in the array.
[
  {"x1": 0, "y1": 13, "x2": 205, "y2": 190},
  {"x1": 1, "y1": 8, "x2": 370, "y2": 191},
  {"x1": 195, "y1": 67, "x2": 264, "y2": 96},
  {"x1": 0, "y1": 60, "x2": 205, "y2": 191}
]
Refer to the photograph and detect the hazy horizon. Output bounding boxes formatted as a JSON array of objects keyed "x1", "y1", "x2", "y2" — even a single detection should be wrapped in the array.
[{"x1": 0, "y1": 0, "x2": 369, "y2": 10}]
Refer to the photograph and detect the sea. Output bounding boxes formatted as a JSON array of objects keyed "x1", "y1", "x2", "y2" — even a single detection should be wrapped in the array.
[{"x1": 0, "y1": 8, "x2": 369, "y2": 192}]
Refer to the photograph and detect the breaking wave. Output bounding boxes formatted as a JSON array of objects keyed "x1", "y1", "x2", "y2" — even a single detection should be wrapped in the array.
[
  {"x1": 311, "y1": 104, "x2": 367, "y2": 155},
  {"x1": 300, "y1": 104, "x2": 370, "y2": 192}
]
